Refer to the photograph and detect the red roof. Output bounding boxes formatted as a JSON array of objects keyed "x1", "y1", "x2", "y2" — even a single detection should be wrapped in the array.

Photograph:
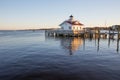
[{"x1": 66, "y1": 21, "x2": 83, "y2": 26}]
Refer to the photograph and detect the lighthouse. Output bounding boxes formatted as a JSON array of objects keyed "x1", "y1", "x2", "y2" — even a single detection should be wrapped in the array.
[{"x1": 59, "y1": 15, "x2": 84, "y2": 31}]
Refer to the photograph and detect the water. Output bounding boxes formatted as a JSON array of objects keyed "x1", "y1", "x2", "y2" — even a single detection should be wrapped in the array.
[{"x1": 0, "y1": 30, "x2": 120, "y2": 80}]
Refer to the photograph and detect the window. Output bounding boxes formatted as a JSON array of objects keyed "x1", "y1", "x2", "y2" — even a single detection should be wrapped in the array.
[
  {"x1": 77, "y1": 27, "x2": 78, "y2": 30},
  {"x1": 73, "y1": 27, "x2": 75, "y2": 29},
  {"x1": 69, "y1": 26, "x2": 71, "y2": 29},
  {"x1": 61, "y1": 27, "x2": 64, "y2": 29}
]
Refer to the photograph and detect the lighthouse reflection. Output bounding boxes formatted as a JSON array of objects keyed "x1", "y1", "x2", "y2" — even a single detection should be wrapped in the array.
[
  {"x1": 45, "y1": 36, "x2": 120, "y2": 55},
  {"x1": 60, "y1": 37, "x2": 83, "y2": 55}
]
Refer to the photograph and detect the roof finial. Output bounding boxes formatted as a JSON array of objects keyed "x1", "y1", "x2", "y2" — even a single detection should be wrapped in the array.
[
  {"x1": 69, "y1": 15, "x2": 73, "y2": 21},
  {"x1": 70, "y1": 15, "x2": 73, "y2": 18}
]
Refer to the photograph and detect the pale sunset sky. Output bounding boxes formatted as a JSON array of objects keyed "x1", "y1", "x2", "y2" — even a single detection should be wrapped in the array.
[{"x1": 0, "y1": 0, "x2": 120, "y2": 30}]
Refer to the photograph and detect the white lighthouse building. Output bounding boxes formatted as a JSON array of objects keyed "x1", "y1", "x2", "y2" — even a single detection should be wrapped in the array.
[{"x1": 59, "y1": 15, "x2": 84, "y2": 31}]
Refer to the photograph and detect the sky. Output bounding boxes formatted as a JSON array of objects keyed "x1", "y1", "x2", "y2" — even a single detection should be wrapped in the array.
[{"x1": 0, "y1": 0, "x2": 120, "y2": 30}]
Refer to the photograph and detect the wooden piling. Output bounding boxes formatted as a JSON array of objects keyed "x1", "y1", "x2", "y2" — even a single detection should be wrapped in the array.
[{"x1": 45, "y1": 29, "x2": 114, "y2": 39}]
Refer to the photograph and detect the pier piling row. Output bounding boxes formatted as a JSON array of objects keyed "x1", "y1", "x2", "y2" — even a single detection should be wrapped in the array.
[{"x1": 45, "y1": 30, "x2": 111, "y2": 39}]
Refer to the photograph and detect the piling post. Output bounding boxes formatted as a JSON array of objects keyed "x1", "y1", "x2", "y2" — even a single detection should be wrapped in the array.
[
  {"x1": 109, "y1": 27, "x2": 110, "y2": 39},
  {"x1": 117, "y1": 27, "x2": 120, "y2": 39}
]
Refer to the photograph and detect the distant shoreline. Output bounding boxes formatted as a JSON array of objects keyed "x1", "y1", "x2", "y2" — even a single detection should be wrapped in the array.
[{"x1": 0, "y1": 28, "x2": 60, "y2": 31}]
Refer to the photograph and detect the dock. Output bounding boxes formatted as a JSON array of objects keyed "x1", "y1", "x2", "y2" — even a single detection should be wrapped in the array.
[
  {"x1": 45, "y1": 30, "x2": 106, "y2": 38},
  {"x1": 45, "y1": 28, "x2": 120, "y2": 39}
]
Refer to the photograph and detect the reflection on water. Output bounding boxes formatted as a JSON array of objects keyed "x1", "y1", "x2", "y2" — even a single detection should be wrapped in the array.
[
  {"x1": 60, "y1": 37, "x2": 83, "y2": 55},
  {"x1": 46, "y1": 36, "x2": 120, "y2": 55},
  {"x1": 108, "y1": 38, "x2": 120, "y2": 52},
  {"x1": 97, "y1": 38, "x2": 100, "y2": 52},
  {"x1": 117, "y1": 38, "x2": 119, "y2": 52}
]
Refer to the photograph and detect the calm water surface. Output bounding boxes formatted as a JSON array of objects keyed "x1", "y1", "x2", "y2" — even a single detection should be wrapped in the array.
[{"x1": 0, "y1": 30, "x2": 120, "y2": 80}]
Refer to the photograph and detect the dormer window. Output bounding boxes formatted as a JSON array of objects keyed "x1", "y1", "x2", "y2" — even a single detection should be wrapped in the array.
[
  {"x1": 69, "y1": 26, "x2": 71, "y2": 29},
  {"x1": 75, "y1": 22, "x2": 78, "y2": 24}
]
